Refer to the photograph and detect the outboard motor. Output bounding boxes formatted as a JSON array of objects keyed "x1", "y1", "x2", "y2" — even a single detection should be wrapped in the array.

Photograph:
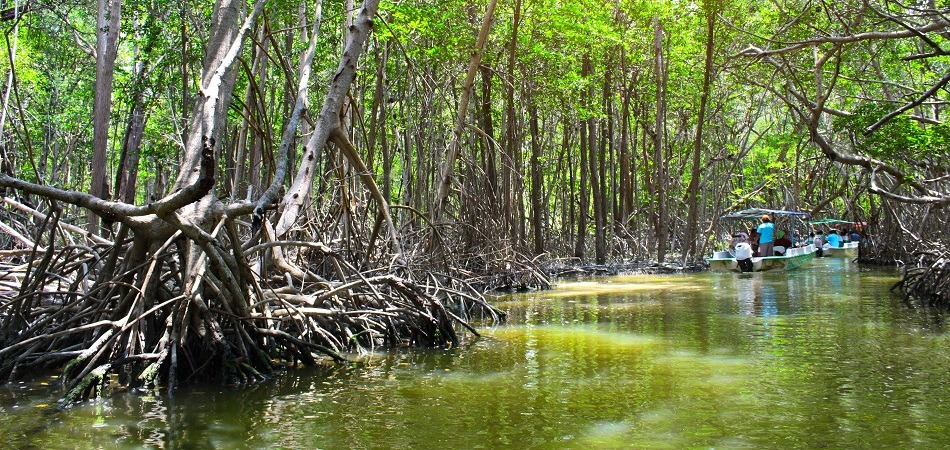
[{"x1": 735, "y1": 242, "x2": 754, "y2": 272}]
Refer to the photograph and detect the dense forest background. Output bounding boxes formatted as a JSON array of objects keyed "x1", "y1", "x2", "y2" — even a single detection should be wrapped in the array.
[
  {"x1": 0, "y1": 0, "x2": 948, "y2": 400},
  {"x1": 1, "y1": 0, "x2": 948, "y2": 263}
]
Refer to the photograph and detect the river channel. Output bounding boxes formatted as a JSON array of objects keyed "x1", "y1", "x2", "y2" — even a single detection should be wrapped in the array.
[{"x1": 2, "y1": 258, "x2": 948, "y2": 448}]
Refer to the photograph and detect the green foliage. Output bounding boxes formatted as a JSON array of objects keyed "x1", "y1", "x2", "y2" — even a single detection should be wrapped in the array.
[
  {"x1": 1, "y1": 0, "x2": 942, "y2": 259},
  {"x1": 832, "y1": 103, "x2": 947, "y2": 163}
]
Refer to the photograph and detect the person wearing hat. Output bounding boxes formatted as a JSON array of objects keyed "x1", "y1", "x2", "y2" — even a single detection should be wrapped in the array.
[{"x1": 757, "y1": 215, "x2": 775, "y2": 257}]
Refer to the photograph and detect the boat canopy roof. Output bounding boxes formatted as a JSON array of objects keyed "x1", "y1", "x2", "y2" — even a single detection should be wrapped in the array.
[
  {"x1": 809, "y1": 218, "x2": 853, "y2": 225},
  {"x1": 720, "y1": 208, "x2": 811, "y2": 220}
]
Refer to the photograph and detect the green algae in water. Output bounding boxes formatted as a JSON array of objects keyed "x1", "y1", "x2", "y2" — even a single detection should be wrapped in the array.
[{"x1": 4, "y1": 261, "x2": 950, "y2": 448}]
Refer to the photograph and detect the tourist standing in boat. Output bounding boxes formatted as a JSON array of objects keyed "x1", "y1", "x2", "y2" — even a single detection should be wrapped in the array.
[
  {"x1": 757, "y1": 215, "x2": 775, "y2": 257},
  {"x1": 826, "y1": 229, "x2": 841, "y2": 248}
]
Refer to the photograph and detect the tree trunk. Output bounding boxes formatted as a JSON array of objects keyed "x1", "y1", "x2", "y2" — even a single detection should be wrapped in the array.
[
  {"x1": 574, "y1": 58, "x2": 590, "y2": 260},
  {"x1": 115, "y1": 17, "x2": 162, "y2": 205},
  {"x1": 529, "y1": 98, "x2": 543, "y2": 255},
  {"x1": 0, "y1": 0, "x2": 268, "y2": 398},
  {"x1": 479, "y1": 65, "x2": 498, "y2": 216},
  {"x1": 605, "y1": 61, "x2": 617, "y2": 234},
  {"x1": 367, "y1": 37, "x2": 386, "y2": 173},
  {"x1": 565, "y1": 122, "x2": 576, "y2": 255},
  {"x1": 431, "y1": 0, "x2": 497, "y2": 222},
  {"x1": 274, "y1": 0, "x2": 379, "y2": 237},
  {"x1": 684, "y1": 3, "x2": 716, "y2": 262},
  {"x1": 178, "y1": 1, "x2": 190, "y2": 148},
  {"x1": 88, "y1": 0, "x2": 122, "y2": 233},
  {"x1": 619, "y1": 66, "x2": 633, "y2": 227},
  {"x1": 114, "y1": 94, "x2": 147, "y2": 204},
  {"x1": 575, "y1": 138, "x2": 588, "y2": 258},
  {"x1": 592, "y1": 57, "x2": 607, "y2": 264},
  {"x1": 507, "y1": 0, "x2": 524, "y2": 246},
  {"x1": 230, "y1": 22, "x2": 269, "y2": 202},
  {"x1": 377, "y1": 41, "x2": 392, "y2": 202},
  {"x1": 653, "y1": 17, "x2": 669, "y2": 263},
  {"x1": 247, "y1": 104, "x2": 265, "y2": 199}
]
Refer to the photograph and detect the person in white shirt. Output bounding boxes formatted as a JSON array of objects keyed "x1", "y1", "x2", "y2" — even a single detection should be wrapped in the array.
[{"x1": 735, "y1": 242, "x2": 754, "y2": 272}]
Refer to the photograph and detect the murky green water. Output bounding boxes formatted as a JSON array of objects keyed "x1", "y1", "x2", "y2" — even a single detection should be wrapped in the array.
[{"x1": 3, "y1": 258, "x2": 949, "y2": 449}]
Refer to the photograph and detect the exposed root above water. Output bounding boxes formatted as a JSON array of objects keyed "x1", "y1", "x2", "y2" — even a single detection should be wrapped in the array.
[
  {"x1": 0, "y1": 212, "x2": 505, "y2": 407},
  {"x1": 892, "y1": 245, "x2": 950, "y2": 307}
]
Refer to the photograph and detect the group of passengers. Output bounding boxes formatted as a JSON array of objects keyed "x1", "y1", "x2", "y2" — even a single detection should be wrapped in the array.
[
  {"x1": 804, "y1": 228, "x2": 860, "y2": 250},
  {"x1": 729, "y1": 215, "x2": 862, "y2": 258},
  {"x1": 728, "y1": 215, "x2": 787, "y2": 258}
]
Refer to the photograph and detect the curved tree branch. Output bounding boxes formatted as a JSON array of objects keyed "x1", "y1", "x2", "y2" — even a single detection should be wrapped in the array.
[
  {"x1": 864, "y1": 69, "x2": 950, "y2": 134},
  {"x1": 735, "y1": 25, "x2": 950, "y2": 207},
  {"x1": 733, "y1": 18, "x2": 950, "y2": 60}
]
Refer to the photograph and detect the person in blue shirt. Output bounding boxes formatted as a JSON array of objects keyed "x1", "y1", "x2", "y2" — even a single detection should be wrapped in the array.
[
  {"x1": 825, "y1": 229, "x2": 841, "y2": 248},
  {"x1": 757, "y1": 215, "x2": 775, "y2": 256},
  {"x1": 850, "y1": 229, "x2": 861, "y2": 242}
]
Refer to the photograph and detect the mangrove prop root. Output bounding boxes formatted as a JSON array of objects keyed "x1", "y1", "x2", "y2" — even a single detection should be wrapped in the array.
[
  {"x1": 893, "y1": 244, "x2": 950, "y2": 307},
  {"x1": 0, "y1": 217, "x2": 506, "y2": 407}
]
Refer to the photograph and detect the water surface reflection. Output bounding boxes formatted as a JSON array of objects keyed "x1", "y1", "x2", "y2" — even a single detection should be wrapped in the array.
[{"x1": 2, "y1": 259, "x2": 949, "y2": 448}]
